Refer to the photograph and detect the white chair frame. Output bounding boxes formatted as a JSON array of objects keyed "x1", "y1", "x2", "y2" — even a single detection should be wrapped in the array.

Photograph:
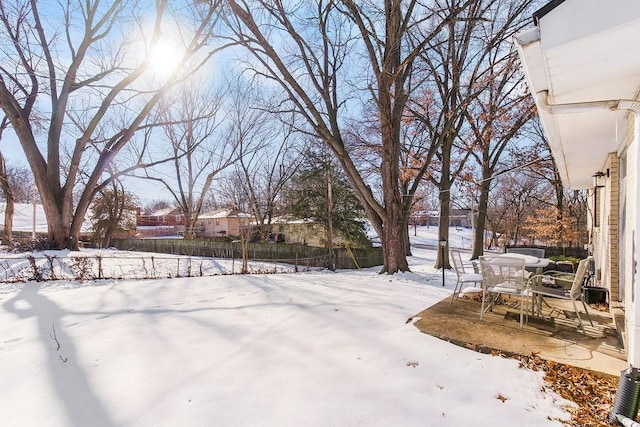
[
  {"x1": 479, "y1": 256, "x2": 529, "y2": 327},
  {"x1": 449, "y1": 250, "x2": 483, "y2": 306},
  {"x1": 528, "y1": 257, "x2": 594, "y2": 331}
]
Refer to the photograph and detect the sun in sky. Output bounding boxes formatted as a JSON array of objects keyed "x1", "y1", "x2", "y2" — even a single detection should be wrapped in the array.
[{"x1": 148, "y1": 38, "x2": 184, "y2": 81}]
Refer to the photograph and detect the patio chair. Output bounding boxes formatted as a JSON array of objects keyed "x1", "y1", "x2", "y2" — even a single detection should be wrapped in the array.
[
  {"x1": 528, "y1": 257, "x2": 594, "y2": 331},
  {"x1": 449, "y1": 250, "x2": 483, "y2": 305},
  {"x1": 479, "y1": 256, "x2": 529, "y2": 327}
]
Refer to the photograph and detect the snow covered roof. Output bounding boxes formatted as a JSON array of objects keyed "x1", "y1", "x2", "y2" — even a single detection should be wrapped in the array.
[
  {"x1": 147, "y1": 207, "x2": 181, "y2": 217},
  {"x1": 198, "y1": 209, "x2": 251, "y2": 219},
  {"x1": 269, "y1": 216, "x2": 314, "y2": 225}
]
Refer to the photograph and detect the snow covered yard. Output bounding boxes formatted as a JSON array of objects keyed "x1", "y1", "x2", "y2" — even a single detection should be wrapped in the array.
[{"x1": 0, "y1": 243, "x2": 573, "y2": 427}]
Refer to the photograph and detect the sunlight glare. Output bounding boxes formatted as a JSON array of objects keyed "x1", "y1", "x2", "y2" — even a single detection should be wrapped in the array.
[{"x1": 148, "y1": 39, "x2": 183, "y2": 80}]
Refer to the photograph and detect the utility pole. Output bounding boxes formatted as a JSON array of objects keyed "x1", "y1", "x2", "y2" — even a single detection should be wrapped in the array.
[
  {"x1": 32, "y1": 186, "x2": 36, "y2": 239},
  {"x1": 326, "y1": 161, "x2": 334, "y2": 271}
]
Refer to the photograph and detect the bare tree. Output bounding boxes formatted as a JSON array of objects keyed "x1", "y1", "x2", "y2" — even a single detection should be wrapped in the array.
[
  {"x1": 345, "y1": 101, "x2": 440, "y2": 257},
  {"x1": 229, "y1": 121, "x2": 304, "y2": 239},
  {"x1": 0, "y1": 116, "x2": 34, "y2": 243},
  {"x1": 140, "y1": 78, "x2": 235, "y2": 239},
  {"x1": 465, "y1": 60, "x2": 536, "y2": 259},
  {"x1": 486, "y1": 172, "x2": 549, "y2": 247},
  {"x1": 0, "y1": 0, "x2": 227, "y2": 249},
  {"x1": 143, "y1": 199, "x2": 173, "y2": 214},
  {"x1": 226, "y1": 0, "x2": 472, "y2": 273},
  {"x1": 0, "y1": 116, "x2": 14, "y2": 244},
  {"x1": 2, "y1": 163, "x2": 34, "y2": 204},
  {"x1": 409, "y1": 0, "x2": 536, "y2": 268},
  {"x1": 515, "y1": 118, "x2": 582, "y2": 247}
]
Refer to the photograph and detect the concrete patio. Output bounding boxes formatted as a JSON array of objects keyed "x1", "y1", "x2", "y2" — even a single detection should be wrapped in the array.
[{"x1": 411, "y1": 294, "x2": 627, "y2": 376}]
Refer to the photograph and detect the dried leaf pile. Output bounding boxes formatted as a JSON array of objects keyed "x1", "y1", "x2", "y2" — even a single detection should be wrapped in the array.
[{"x1": 501, "y1": 352, "x2": 627, "y2": 426}]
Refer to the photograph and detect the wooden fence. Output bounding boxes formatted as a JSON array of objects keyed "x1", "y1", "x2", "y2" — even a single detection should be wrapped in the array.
[
  {"x1": 112, "y1": 238, "x2": 384, "y2": 270},
  {"x1": 505, "y1": 245, "x2": 588, "y2": 259}
]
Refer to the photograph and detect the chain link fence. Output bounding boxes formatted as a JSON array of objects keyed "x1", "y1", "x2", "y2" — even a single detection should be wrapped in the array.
[{"x1": 0, "y1": 253, "x2": 318, "y2": 284}]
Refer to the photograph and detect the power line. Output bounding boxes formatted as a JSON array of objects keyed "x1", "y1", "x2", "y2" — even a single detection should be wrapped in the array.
[{"x1": 477, "y1": 156, "x2": 552, "y2": 183}]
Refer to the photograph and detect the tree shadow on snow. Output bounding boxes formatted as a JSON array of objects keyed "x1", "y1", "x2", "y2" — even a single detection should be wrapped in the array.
[{"x1": 3, "y1": 282, "x2": 115, "y2": 427}]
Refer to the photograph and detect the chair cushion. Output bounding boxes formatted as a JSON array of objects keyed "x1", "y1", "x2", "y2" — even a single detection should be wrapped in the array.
[
  {"x1": 491, "y1": 283, "x2": 523, "y2": 294},
  {"x1": 461, "y1": 286, "x2": 483, "y2": 295},
  {"x1": 461, "y1": 273, "x2": 482, "y2": 282}
]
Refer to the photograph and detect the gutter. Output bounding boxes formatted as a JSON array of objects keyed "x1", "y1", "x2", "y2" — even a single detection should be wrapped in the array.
[
  {"x1": 532, "y1": 0, "x2": 567, "y2": 26},
  {"x1": 537, "y1": 91, "x2": 640, "y2": 114}
]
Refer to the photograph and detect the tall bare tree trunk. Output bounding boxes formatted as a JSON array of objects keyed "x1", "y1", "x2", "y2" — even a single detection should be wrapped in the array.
[
  {"x1": 0, "y1": 151, "x2": 14, "y2": 245},
  {"x1": 436, "y1": 147, "x2": 452, "y2": 270},
  {"x1": 552, "y1": 168, "x2": 565, "y2": 247},
  {"x1": 376, "y1": 0, "x2": 410, "y2": 273},
  {"x1": 403, "y1": 215, "x2": 412, "y2": 257},
  {"x1": 436, "y1": 189, "x2": 452, "y2": 270},
  {"x1": 472, "y1": 178, "x2": 491, "y2": 259},
  {"x1": 185, "y1": 214, "x2": 198, "y2": 239}
]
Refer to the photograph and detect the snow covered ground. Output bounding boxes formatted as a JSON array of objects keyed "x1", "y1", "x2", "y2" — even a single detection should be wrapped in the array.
[{"x1": 0, "y1": 227, "x2": 573, "y2": 426}]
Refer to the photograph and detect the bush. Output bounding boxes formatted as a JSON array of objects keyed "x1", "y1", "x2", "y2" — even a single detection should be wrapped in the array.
[
  {"x1": 548, "y1": 255, "x2": 580, "y2": 264},
  {"x1": 8, "y1": 238, "x2": 57, "y2": 253}
]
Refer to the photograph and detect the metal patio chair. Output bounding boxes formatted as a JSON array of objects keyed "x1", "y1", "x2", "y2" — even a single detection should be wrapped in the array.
[
  {"x1": 449, "y1": 250, "x2": 483, "y2": 305},
  {"x1": 528, "y1": 257, "x2": 594, "y2": 331},
  {"x1": 479, "y1": 256, "x2": 529, "y2": 328}
]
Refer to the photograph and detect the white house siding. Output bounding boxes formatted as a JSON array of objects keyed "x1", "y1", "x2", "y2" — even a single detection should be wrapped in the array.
[
  {"x1": 271, "y1": 223, "x2": 323, "y2": 247},
  {"x1": 620, "y1": 116, "x2": 636, "y2": 303},
  {"x1": 203, "y1": 219, "x2": 221, "y2": 237},
  {"x1": 589, "y1": 122, "x2": 640, "y2": 364},
  {"x1": 203, "y1": 218, "x2": 240, "y2": 238},
  {"x1": 625, "y1": 113, "x2": 640, "y2": 365},
  {"x1": 515, "y1": 0, "x2": 640, "y2": 367},
  {"x1": 590, "y1": 185, "x2": 604, "y2": 286}
]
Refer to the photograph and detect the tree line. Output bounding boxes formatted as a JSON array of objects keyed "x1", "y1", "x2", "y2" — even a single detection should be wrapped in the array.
[{"x1": 0, "y1": 0, "x2": 586, "y2": 274}]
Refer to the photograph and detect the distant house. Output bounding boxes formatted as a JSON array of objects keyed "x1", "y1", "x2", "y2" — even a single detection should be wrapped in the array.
[
  {"x1": 136, "y1": 207, "x2": 185, "y2": 227},
  {"x1": 450, "y1": 209, "x2": 473, "y2": 228},
  {"x1": 410, "y1": 209, "x2": 473, "y2": 228},
  {"x1": 197, "y1": 209, "x2": 250, "y2": 238},
  {"x1": 135, "y1": 207, "x2": 184, "y2": 238},
  {"x1": 266, "y1": 217, "x2": 354, "y2": 247}
]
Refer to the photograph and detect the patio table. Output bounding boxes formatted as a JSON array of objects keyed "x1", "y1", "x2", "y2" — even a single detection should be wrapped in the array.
[{"x1": 493, "y1": 253, "x2": 550, "y2": 271}]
